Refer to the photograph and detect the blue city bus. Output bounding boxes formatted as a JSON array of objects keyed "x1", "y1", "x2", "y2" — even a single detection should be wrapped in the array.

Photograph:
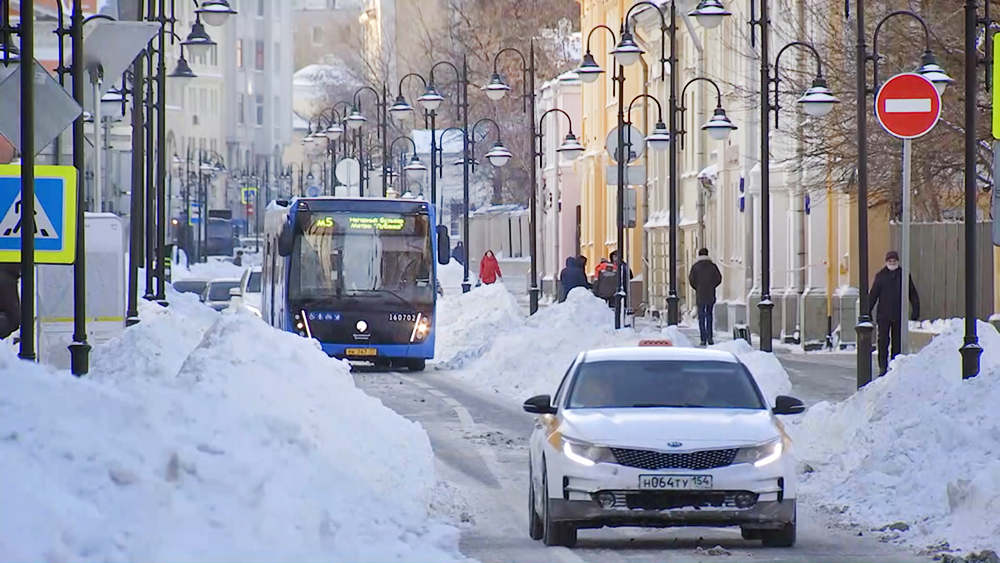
[{"x1": 262, "y1": 197, "x2": 448, "y2": 371}]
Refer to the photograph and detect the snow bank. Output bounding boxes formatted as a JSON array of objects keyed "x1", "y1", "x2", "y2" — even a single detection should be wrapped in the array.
[
  {"x1": 1, "y1": 295, "x2": 467, "y2": 561},
  {"x1": 172, "y1": 258, "x2": 247, "y2": 281},
  {"x1": 787, "y1": 319, "x2": 1000, "y2": 553},
  {"x1": 438, "y1": 261, "x2": 473, "y2": 295},
  {"x1": 433, "y1": 283, "x2": 524, "y2": 369},
  {"x1": 911, "y1": 318, "x2": 955, "y2": 334},
  {"x1": 445, "y1": 288, "x2": 790, "y2": 405},
  {"x1": 710, "y1": 339, "x2": 793, "y2": 405}
]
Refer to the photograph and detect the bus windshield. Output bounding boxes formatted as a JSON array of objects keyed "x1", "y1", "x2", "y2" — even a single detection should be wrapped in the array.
[{"x1": 289, "y1": 211, "x2": 433, "y2": 305}]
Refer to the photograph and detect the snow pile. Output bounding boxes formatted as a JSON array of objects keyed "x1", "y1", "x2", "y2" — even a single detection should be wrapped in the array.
[
  {"x1": 446, "y1": 288, "x2": 791, "y2": 404},
  {"x1": 172, "y1": 258, "x2": 247, "y2": 282},
  {"x1": 433, "y1": 283, "x2": 524, "y2": 370},
  {"x1": 711, "y1": 339, "x2": 793, "y2": 405},
  {"x1": 787, "y1": 319, "x2": 1000, "y2": 553},
  {"x1": 911, "y1": 318, "x2": 954, "y2": 334},
  {"x1": 438, "y1": 261, "x2": 473, "y2": 295},
  {"x1": 0, "y1": 297, "x2": 467, "y2": 561}
]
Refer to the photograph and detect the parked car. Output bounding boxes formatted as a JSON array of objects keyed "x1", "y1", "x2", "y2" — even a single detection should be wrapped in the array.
[
  {"x1": 231, "y1": 266, "x2": 262, "y2": 317},
  {"x1": 524, "y1": 345, "x2": 806, "y2": 548},
  {"x1": 172, "y1": 278, "x2": 210, "y2": 301},
  {"x1": 201, "y1": 278, "x2": 242, "y2": 311}
]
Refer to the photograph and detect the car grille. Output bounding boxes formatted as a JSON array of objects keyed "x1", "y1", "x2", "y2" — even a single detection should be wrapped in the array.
[
  {"x1": 601, "y1": 490, "x2": 755, "y2": 510},
  {"x1": 609, "y1": 447, "x2": 738, "y2": 470}
]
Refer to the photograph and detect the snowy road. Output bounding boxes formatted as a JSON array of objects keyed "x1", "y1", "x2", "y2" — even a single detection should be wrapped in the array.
[{"x1": 353, "y1": 367, "x2": 927, "y2": 563}]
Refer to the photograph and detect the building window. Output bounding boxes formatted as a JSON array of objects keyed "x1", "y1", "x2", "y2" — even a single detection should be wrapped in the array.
[
  {"x1": 255, "y1": 94, "x2": 264, "y2": 126},
  {"x1": 255, "y1": 40, "x2": 264, "y2": 70},
  {"x1": 210, "y1": 45, "x2": 218, "y2": 66},
  {"x1": 236, "y1": 39, "x2": 243, "y2": 68},
  {"x1": 327, "y1": 0, "x2": 336, "y2": 7},
  {"x1": 257, "y1": 0, "x2": 263, "y2": 17},
  {"x1": 311, "y1": 27, "x2": 322, "y2": 45},
  {"x1": 274, "y1": 43, "x2": 280, "y2": 73},
  {"x1": 237, "y1": 94, "x2": 245, "y2": 125}
]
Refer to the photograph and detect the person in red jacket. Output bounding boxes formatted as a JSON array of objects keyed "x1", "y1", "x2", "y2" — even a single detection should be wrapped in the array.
[{"x1": 478, "y1": 250, "x2": 502, "y2": 285}]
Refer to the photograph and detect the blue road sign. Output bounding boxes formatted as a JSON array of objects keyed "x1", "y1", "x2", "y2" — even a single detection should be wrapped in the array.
[
  {"x1": 0, "y1": 164, "x2": 78, "y2": 265},
  {"x1": 241, "y1": 187, "x2": 258, "y2": 204},
  {"x1": 189, "y1": 202, "x2": 202, "y2": 225},
  {"x1": 306, "y1": 185, "x2": 321, "y2": 198}
]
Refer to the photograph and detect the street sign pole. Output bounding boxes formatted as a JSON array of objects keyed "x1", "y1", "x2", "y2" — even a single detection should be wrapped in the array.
[
  {"x1": 874, "y1": 72, "x2": 942, "y2": 369},
  {"x1": 20, "y1": 0, "x2": 36, "y2": 361},
  {"x1": 900, "y1": 139, "x2": 912, "y2": 355}
]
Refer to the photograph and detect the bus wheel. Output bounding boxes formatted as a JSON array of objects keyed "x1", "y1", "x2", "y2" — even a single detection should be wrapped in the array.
[{"x1": 407, "y1": 359, "x2": 426, "y2": 372}]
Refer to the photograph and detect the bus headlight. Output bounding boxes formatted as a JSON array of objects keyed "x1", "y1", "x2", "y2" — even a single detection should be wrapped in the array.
[
  {"x1": 410, "y1": 314, "x2": 431, "y2": 342},
  {"x1": 294, "y1": 310, "x2": 312, "y2": 338}
]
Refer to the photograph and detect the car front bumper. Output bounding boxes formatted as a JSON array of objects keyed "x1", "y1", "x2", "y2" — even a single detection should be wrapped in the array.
[{"x1": 549, "y1": 496, "x2": 795, "y2": 530}]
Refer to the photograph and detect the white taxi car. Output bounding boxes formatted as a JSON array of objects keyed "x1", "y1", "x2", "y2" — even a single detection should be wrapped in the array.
[{"x1": 524, "y1": 345, "x2": 805, "y2": 548}]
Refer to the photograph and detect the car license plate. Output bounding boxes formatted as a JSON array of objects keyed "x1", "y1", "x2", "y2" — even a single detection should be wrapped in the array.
[
  {"x1": 345, "y1": 348, "x2": 377, "y2": 356},
  {"x1": 638, "y1": 475, "x2": 713, "y2": 490}
]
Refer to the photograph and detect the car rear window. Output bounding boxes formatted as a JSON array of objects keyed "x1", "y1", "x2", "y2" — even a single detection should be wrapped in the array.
[
  {"x1": 208, "y1": 281, "x2": 240, "y2": 301},
  {"x1": 566, "y1": 359, "x2": 766, "y2": 410},
  {"x1": 173, "y1": 280, "x2": 207, "y2": 295}
]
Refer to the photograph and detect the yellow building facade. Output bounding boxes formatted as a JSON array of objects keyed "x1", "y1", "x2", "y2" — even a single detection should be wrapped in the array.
[{"x1": 577, "y1": 0, "x2": 649, "y2": 283}]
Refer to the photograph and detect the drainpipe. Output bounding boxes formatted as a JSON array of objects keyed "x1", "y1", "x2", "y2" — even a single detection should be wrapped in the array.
[
  {"x1": 641, "y1": 56, "x2": 650, "y2": 309},
  {"x1": 796, "y1": 0, "x2": 808, "y2": 297}
]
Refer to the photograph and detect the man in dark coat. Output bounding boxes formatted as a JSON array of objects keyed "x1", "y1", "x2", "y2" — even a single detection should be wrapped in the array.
[
  {"x1": 451, "y1": 242, "x2": 466, "y2": 265},
  {"x1": 688, "y1": 248, "x2": 722, "y2": 346},
  {"x1": 559, "y1": 256, "x2": 590, "y2": 302},
  {"x1": 0, "y1": 263, "x2": 21, "y2": 340},
  {"x1": 869, "y1": 250, "x2": 920, "y2": 376}
]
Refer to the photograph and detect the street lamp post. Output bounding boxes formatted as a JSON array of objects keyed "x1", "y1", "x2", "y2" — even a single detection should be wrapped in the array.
[
  {"x1": 389, "y1": 136, "x2": 430, "y2": 187},
  {"x1": 485, "y1": 43, "x2": 542, "y2": 313},
  {"x1": 577, "y1": 0, "x2": 732, "y2": 328},
  {"x1": 440, "y1": 118, "x2": 515, "y2": 292},
  {"x1": 351, "y1": 86, "x2": 389, "y2": 197},
  {"x1": 851, "y1": 4, "x2": 955, "y2": 385},
  {"x1": 755, "y1": 31, "x2": 841, "y2": 352}
]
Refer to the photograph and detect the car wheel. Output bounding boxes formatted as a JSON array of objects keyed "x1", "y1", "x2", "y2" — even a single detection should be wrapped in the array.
[
  {"x1": 407, "y1": 359, "x2": 426, "y2": 372},
  {"x1": 541, "y1": 462, "x2": 577, "y2": 547},
  {"x1": 528, "y1": 463, "x2": 543, "y2": 540},
  {"x1": 760, "y1": 520, "x2": 796, "y2": 548}
]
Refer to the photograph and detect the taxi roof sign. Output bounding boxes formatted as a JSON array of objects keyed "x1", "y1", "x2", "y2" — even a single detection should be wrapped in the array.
[
  {"x1": 0, "y1": 164, "x2": 78, "y2": 264},
  {"x1": 638, "y1": 339, "x2": 673, "y2": 347}
]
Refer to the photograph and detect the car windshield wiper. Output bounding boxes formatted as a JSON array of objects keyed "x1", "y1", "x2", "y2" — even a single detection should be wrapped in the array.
[{"x1": 349, "y1": 289, "x2": 412, "y2": 307}]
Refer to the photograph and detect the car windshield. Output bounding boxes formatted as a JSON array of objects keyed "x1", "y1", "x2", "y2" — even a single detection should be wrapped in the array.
[
  {"x1": 207, "y1": 281, "x2": 240, "y2": 301},
  {"x1": 173, "y1": 280, "x2": 207, "y2": 295},
  {"x1": 247, "y1": 271, "x2": 261, "y2": 293},
  {"x1": 566, "y1": 359, "x2": 766, "y2": 410}
]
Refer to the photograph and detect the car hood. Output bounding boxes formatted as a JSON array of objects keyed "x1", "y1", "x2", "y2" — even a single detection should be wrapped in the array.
[{"x1": 560, "y1": 408, "x2": 779, "y2": 450}]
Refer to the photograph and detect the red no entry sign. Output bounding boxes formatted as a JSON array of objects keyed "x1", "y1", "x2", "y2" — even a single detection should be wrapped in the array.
[{"x1": 875, "y1": 73, "x2": 941, "y2": 139}]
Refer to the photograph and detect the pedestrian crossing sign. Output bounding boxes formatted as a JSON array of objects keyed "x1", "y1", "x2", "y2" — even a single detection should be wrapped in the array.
[
  {"x1": 0, "y1": 164, "x2": 78, "y2": 265},
  {"x1": 241, "y1": 187, "x2": 257, "y2": 204}
]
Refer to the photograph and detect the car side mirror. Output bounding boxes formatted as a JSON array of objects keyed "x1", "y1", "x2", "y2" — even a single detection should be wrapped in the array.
[
  {"x1": 229, "y1": 287, "x2": 242, "y2": 297},
  {"x1": 523, "y1": 394, "x2": 556, "y2": 415},
  {"x1": 773, "y1": 395, "x2": 806, "y2": 416},
  {"x1": 277, "y1": 222, "x2": 294, "y2": 257},
  {"x1": 436, "y1": 225, "x2": 450, "y2": 265}
]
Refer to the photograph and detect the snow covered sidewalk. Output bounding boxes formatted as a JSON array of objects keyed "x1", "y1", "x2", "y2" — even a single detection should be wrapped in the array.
[
  {"x1": 0, "y1": 289, "x2": 468, "y2": 562},
  {"x1": 787, "y1": 320, "x2": 1000, "y2": 555}
]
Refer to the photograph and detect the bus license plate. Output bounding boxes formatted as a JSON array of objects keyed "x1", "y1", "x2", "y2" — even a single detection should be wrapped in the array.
[
  {"x1": 346, "y1": 348, "x2": 377, "y2": 356},
  {"x1": 639, "y1": 475, "x2": 712, "y2": 490}
]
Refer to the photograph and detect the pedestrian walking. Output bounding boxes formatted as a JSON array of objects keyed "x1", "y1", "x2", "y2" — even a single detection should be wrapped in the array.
[
  {"x1": 0, "y1": 263, "x2": 21, "y2": 340},
  {"x1": 869, "y1": 250, "x2": 920, "y2": 376},
  {"x1": 478, "y1": 250, "x2": 502, "y2": 285},
  {"x1": 233, "y1": 250, "x2": 243, "y2": 267},
  {"x1": 559, "y1": 256, "x2": 590, "y2": 302},
  {"x1": 451, "y1": 241, "x2": 466, "y2": 265},
  {"x1": 688, "y1": 248, "x2": 723, "y2": 346}
]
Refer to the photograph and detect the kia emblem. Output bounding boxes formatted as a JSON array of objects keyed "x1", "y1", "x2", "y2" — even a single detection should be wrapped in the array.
[{"x1": 667, "y1": 442, "x2": 683, "y2": 448}]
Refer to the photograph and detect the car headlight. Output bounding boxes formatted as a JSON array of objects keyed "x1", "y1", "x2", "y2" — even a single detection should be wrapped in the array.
[
  {"x1": 561, "y1": 436, "x2": 616, "y2": 466},
  {"x1": 733, "y1": 438, "x2": 784, "y2": 467}
]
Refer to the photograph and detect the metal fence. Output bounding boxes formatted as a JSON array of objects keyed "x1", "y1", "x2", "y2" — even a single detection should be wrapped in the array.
[{"x1": 888, "y1": 221, "x2": 994, "y2": 320}]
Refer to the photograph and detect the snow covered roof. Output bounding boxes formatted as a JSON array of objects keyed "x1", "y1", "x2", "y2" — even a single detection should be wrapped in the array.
[
  {"x1": 292, "y1": 111, "x2": 310, "y2": 131},
  {"x1": 293, "y1": 63, "x2": 354, "y2": 87}
]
